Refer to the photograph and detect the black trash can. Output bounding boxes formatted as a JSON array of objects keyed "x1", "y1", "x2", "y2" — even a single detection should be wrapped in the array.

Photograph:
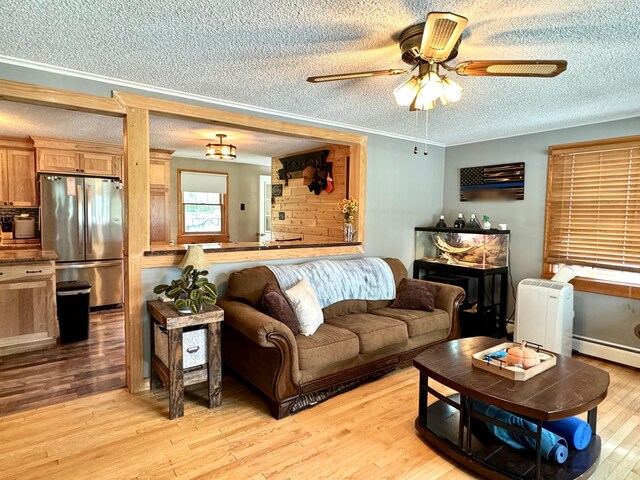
[{"x1": 56, "y1": 281, "x2": 92, "y2": 343}]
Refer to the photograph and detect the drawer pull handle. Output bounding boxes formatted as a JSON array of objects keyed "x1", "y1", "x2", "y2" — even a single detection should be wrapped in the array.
[
  {"x1": 186, "y1": 346, "x2": 200, "y2": 354},
  {"x1": 26, "y1": 270, "x2": 43, "y2": 274}
]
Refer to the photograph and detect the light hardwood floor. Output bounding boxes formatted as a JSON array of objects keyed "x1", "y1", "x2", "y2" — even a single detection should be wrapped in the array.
[{"x1": 0, "y1": 352, "x2": 638, "y2": 479}]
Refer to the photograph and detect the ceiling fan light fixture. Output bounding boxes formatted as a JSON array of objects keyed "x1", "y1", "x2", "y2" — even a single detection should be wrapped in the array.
[
  {"x1": 441, "y1": 76, "x2": 463, "y2": 102},
  {"x1": 206, "y1": 134, "x2": 237, "y2": 160},
  {"x1": 419, "y1": 71, "x2": 444, "y2": 101},
  {"x1": 393, "y1": 76, "x2": 421, "y2": 106},
  {"x1": 411, "y1": 90, "x2": 436, "y2": 111}
]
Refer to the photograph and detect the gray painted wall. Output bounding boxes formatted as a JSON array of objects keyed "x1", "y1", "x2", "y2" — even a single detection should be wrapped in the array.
[
  {"x1": 0, "y1": 64, "x2": 446, "y2": 374},
  {"x1": 443, "y1": 117, "x2": 640, "y2": 349},
  {"x1": 169, "y1": 156, "x2": 271, "y2": 243}
]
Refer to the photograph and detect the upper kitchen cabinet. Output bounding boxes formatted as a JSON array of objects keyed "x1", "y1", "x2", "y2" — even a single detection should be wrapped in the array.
[
  {"x1": 0, "y1": 137, "x2": 37, "y2": 207},
  {"x1": 32, "y1": 137, "x2": 122, "y2": 178},
  {"x1": 149, "y1": 149, "x2": 173, "y2": 245},
  {"x1": 150, "y1": 151, "x2": 172, "y2": 189}
]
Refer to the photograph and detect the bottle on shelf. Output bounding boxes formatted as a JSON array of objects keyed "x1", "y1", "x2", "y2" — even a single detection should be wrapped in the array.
[
  {"x1": 467, "y1": 214, "x2": 482, "y2": 230},
  {"x1": 453, "y1": 213, "x2": 466, "y2": 229},
  {"x1": 435, "y1": 215, "x2": 447, "y2": 228},
  {"x1": 482, "y1": 215, "x2": 492, "y2": 229}
]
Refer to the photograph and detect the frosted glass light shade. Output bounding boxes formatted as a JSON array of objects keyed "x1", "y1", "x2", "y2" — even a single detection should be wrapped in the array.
[
  {"x1": 420, "y1": 72, "x2": 444, "y2": 101},
  {"x1": 393, "y1": 76, "x2": 421, "y2": 106},
  {"x1": 442, "y1": 77, "x2": 463, "y2": 102},
  {"x1": 412, "y1": 89, "x2": 436, "y2": 111}
]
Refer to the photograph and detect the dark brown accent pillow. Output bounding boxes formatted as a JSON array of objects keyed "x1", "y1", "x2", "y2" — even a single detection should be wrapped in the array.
[
  {"x1": 390, "y1": 278, "x2": 441, "y2": 312},
  {"x1": 260, "y1": 283, "x2": 300, "y2": 335}
]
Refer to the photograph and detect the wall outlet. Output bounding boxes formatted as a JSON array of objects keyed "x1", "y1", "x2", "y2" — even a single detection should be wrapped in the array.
[
  {"x1": 279, "y1": 212, "x2": 285, "y2": 220},
  {"x1": 240, "y1": 203, "x2": 245, "y2": 211}
]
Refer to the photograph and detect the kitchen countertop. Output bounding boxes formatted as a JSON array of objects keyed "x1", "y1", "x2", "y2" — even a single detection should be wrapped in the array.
[
  {"x1": 146, "y1": 240, "x2": 362, "y2": 256},
  {"x1": 144, "y1": 240, "x2": 361, "y2": 256},
  {"x1": 0, "y1": 249, "x2": 57, "y2": 265}
]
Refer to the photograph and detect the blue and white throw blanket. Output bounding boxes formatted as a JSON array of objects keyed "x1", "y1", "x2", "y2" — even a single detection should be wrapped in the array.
[{"x1": 267, "y1": 257, "x2": 396, "y2": 308}]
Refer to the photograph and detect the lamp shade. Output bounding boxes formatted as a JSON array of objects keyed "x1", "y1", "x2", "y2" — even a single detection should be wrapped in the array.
[
  {"x1": 393, "y1": 76, "x2": 421, "y2": 106},
  {"x1": 178, "y1": 245, "x2": 210, "y2": 270},
  {"x1": 441, "y1": 77, "x2": 463, "y2": 102},
  {"x1": 420, "y1": 72, "x2": 444, "y2": 101}
]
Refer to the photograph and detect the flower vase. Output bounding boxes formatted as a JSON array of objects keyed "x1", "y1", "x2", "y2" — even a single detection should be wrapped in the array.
[{"x1": 343, "y1": 222, "x2": 356, "y2": 242}]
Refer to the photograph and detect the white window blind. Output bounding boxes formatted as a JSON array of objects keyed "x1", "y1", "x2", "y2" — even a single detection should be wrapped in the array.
[
  {"x1": 180, "y1": 171, "x2": 227, "y2": 194},
  {"x1": 545, "y1": 139, "x2": 640, "y2": 273}
]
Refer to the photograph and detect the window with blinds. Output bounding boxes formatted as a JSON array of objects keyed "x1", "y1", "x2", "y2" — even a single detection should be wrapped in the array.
[{"x1": 544, "y1": 136, "x2": 640, "y2": 277}]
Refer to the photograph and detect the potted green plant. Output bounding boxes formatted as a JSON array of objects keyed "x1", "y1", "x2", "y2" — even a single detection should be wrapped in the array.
[{"x1": 153, "y1": 265, "x2": 218, "y2": 314}]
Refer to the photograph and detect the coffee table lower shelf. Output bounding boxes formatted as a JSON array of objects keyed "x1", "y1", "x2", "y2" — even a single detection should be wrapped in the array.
[{"x1": 416, "y1": 396, "x2": 601, "y2": 480}]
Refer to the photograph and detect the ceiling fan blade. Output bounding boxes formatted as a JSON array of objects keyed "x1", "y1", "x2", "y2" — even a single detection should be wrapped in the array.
[
  {"x1": 307, "y1": 69, "x2": 406, "y2": 83},
  {"x1": 419, "y1": 12, "x2": 468, "y2": 63},
  {"x1": 455, "y1": 60, "x2": 568, "y2": 77}
]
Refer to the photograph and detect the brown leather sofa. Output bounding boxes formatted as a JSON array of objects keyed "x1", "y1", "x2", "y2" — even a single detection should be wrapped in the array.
[{"x1": 219, "y1": 258, "x2": 465, "y2": 418}]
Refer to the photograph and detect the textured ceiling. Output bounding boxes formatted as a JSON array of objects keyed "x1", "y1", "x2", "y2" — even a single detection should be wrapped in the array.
[
  {"x1": 1, "y1": 0, "x2": 639, "y2": 145},
  {"x1": 0, "y1": 101, "x2": 324, "y2": 164}
]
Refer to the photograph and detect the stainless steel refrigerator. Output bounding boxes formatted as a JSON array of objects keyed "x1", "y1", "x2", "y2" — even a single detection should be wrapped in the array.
[{"x1": 40, "y1": 175, "x2": 124, "y2": 307}]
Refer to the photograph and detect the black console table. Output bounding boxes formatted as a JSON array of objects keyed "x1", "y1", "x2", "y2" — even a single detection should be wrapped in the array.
[{"x1": 414, "y1": 260, "x2": 508, "y2": 337}]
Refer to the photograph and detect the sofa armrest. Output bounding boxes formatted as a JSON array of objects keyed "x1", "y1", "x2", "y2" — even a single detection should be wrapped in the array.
[
  {"x1": 217, "y1": 298, "x2": 298, "y2": 348},
  {"x1": 217, "y1": 298, "x2": 301, "y2": 399},
  {"x1": 430, "y1": 282, "x2": 466, "y2": 338}
]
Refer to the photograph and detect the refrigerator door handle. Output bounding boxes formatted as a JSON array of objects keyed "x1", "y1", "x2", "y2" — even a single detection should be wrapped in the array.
[
  {"x1": 77, "y1": 184, "x2": 84, "y2": 249},
  {"x1": 55, "y1": 259, "x2": 122, "y2": 269},
  {"x1": 86, "y1": 183, "x2": 93, "y2": 254}
]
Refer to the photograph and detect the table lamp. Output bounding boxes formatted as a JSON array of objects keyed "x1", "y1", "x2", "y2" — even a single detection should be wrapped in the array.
[{"x1": 177, "y1": 245, "x2": 209, "y2": 270}]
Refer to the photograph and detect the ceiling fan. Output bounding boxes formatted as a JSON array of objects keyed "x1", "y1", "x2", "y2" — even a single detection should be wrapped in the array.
[{"x1": 307, "y1": 12, "x2": 567, "y2": 111}]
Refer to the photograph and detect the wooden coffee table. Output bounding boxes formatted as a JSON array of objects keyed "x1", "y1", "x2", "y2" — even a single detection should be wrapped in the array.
[{"x1": 414, "y1": 337, "x2": 609, "y2": 480}]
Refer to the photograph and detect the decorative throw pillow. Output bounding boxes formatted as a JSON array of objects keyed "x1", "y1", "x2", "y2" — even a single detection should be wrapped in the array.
[
  {"x1": 284, "y1": 279, "x2": 323, "y2": 336},
  {"x1": 260, "y1": 283, "x2": 300, "y2": 335},
  {"x1": 390, "y1": 278, "x2": 441, "y2": 312}
]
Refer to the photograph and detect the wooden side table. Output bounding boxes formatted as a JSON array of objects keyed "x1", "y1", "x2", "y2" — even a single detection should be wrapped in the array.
[{"x1": 147, "y1": 300, "x2": 224, "y2": 419}]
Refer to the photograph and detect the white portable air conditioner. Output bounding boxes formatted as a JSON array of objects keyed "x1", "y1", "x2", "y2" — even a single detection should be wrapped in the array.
[{"x1": 514, "y1": 279, "x2": 574, "y2": 356}]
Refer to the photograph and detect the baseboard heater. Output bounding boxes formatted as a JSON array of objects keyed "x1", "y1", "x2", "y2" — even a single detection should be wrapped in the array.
[{"x1": 572, "y1": 334, "x2": 640, "y2": 368}]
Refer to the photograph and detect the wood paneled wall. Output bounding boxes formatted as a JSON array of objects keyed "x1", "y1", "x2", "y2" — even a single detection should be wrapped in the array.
[{"x1": 271, "y1": 145, "x2": 349, "y2": 242}]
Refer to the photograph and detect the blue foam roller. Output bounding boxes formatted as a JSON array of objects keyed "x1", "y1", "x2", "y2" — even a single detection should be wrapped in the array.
[
  {"x1": 472, "y1": 400, "x2": 569, "y2": 464},
  {"x1": 543, "y1": 417, "x2": 592, "y2": 450}
]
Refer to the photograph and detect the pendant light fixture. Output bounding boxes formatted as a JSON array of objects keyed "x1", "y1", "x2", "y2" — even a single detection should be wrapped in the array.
[{"x1": 206, "y1": 134, "x2": 237, "y2": 160}]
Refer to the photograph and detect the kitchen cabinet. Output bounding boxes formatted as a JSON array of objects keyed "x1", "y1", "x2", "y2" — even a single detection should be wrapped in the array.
[
  {"x1": 36, "y1": 148, "x2": 122, "y2": 177},
  {"x1": 0, "y1": 139, "x2": 37, "y2": 207},
  {"x1": 150, "y1": 155, "x2": 170, "y2": 189},
  {"x1": 32, "y1": 137, "x2": 123, "y2": 178},
  {"x1": 81, "y1": 152, "x2": 122, "y2": 177},
  {"x1": 150, "y1": 189, "x2": 170, "y2": 244},
  {"x1": 0, "y1": 255, "x2": 58, "y2": 356},
  {"x1": 149, "y1": 150, "x2": 173, "y2": 245}
]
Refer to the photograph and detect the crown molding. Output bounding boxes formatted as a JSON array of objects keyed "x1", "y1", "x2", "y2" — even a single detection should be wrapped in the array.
[
  {"x1": 0, "y1": 55, "x2": 446, "y2": 148},
  {"x1": 444, "y1": 113, "x2": 640, "y2": 147}
]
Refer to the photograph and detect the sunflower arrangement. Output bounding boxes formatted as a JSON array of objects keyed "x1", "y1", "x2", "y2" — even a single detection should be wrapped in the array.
[{"x1": 338, "y1": 197, "x2": 358, "y2": 224}]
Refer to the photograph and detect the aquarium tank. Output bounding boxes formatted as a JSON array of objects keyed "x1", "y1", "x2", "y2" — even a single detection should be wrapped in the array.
[{"x1": 415, "y1": 227, "x2": 510, "y2": 269}]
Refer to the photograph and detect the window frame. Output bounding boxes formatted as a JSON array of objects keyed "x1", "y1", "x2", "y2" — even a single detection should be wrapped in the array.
[
  {"x1": 542, "y1": 135, "x2": 640, "y2": 300},
  {"x1": 177, "y1": 168, "x2": 230, "y2": 244}
]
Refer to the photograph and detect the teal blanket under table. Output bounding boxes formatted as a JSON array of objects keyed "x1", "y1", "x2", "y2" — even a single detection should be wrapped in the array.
[{"x1": 266, "y1": 257, "x2": 396, "y2": 308}]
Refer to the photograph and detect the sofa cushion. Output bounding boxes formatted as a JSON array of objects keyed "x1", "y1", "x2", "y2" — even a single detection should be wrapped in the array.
[
  {"x1": 390, "y1": 278, "x2": 440, "y2": 312},
  {"x1": 296, "y1": 324, "x2": 360, "y2": 371},
  {"x1": 326, "y1": 313, "x2": 408, "y2": 354},
  {"x1": 323, "y1": 299, "x2": 367, "y2": 320},
  {"x1": 260, "y1": 283, "x2": 299, "y2": 335},
  {"x1": 366, "y1": 299, "x2": 392, "y2": 311},
  {"x1": 229, "y1": 266, "x2": 277, "y2": 307},
  {"x1": 284, "y1": 279, "x2": 323, "y2": 336},
  {"x1": 369, "y1": 307, "x2": 450, "y2": 338}
]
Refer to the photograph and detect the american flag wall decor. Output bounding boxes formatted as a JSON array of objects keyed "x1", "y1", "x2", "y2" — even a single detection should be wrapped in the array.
[{"x1": 460, "y1": 162, "x2": 525, "y2": 201}]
